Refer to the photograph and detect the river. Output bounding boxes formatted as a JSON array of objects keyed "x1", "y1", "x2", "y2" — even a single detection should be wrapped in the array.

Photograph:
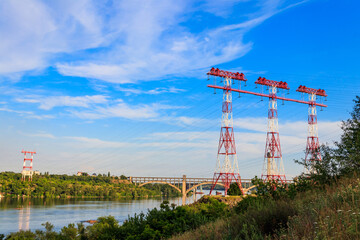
[{"x1": 0, "y1": 192, "x2": 213, "y2": 235}]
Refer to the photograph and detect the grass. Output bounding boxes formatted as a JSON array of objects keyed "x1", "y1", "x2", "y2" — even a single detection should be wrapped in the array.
[{"x1": 171, "y1": 173, "x2": 360, "y2": 240}]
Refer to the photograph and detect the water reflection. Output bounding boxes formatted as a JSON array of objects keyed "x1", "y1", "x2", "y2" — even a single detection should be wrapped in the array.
[
  {"x1": 18, "y1": 203, "x2": 30, "y2": 231},
  {"x1": 0, "y1": 195, "x2": 204, "y2": 235}
]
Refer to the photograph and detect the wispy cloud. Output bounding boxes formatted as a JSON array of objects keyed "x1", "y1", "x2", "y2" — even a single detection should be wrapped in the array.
[
  {"x1": 10, "y1": 90, "x2": 198, "y2": 123},
  {"x1": 0, "y1": 0, "x2": 105, "y2": 77},
  {"x1": 55, "y1": 0, "x2": 308, "y2": 83},
  {"x1": 22, "y1": 132, "x2": 57, "y2": 139},
  {"x1": 69, "y1": 101, "x2": 185, "y2": 120},
  {"x1": 115, "y1": 86, "x2": 185, "y2": 95},
  {"x1": 0, "y1": 107, "x2": 54, "y2": 119},
  {"x1": 16, "y1": 95, "x2": 108, "y2": 110},
  {"x1": 0, "y1": 0, "x2": 307, "y2": 83}
]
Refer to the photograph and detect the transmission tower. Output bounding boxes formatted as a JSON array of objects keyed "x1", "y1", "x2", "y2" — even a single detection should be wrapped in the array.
[
  {"x1": 207, "y1": 68, "x2": 246, "y2": 195},
  {"x1": 255, "y1": 77, "x2": 288, "y2": 183},
  {"x1": 21, "y1": 150, "x2": 36, "y2": 181},
  {"x1": 297, "y1": 86, "x2": 327, "y2": 174},
  {"x1": 207, "y1": 68, "x2": 328, "y2": 185}
]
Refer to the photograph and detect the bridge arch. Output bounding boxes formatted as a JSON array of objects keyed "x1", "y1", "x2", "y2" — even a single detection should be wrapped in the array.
[
  {"x1": 138, "y1": 181, "x2": 181, "y2": 193},
  {"x1": 185, "y1": 182, "x2": 225, "y2": 194},
  {"x1": 243, "y1": 185, "x2": 257, "y2": 193}
]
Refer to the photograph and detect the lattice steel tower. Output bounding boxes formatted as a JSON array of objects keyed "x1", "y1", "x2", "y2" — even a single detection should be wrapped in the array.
[
  {"x1": 255, "y1": 77, "x2": 288, "y2": 183},
  {"x1": 207, "y1": 70, "x2": 328, "y2": 184},
  {"x1": 207, "y1": 68, "x2": 246, "y2": 195},
  {"x1": 21, "y1": 150, "x2": 36, "y2": 181},
  {"x1": 297, "y1": 86, "x2": 327, "y2": 174}
]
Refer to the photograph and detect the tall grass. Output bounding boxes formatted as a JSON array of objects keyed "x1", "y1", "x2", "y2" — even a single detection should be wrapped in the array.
[{"x1": 172, "y1": 173, "x2": 360, "y2": 240}]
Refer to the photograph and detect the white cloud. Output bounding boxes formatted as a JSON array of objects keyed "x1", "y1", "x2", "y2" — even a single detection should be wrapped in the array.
[
  {"x1": 0, "y1": 0, "x2": 105, "y2": 76},
  {"x1": 56, "y1": 116, "x2": 340, "y2": 177},
  {"x1": 22, "y1": 132, "x2": 56, "y2": 139},
  {"x1": 10, "y1": 91, "x2": 195, "y2": 122},
  {"x1": 115, "y1": 86, "x2": 185, "y2": 95},
  {"x1": 200, "y1": 0, "x2": 249, "y2": 17},
  {"x1": 69, "y1": 102, "x2": 181, "y2": 120},
  {"x1": 234, "y1": 117, "x2": 342, "y2": 138},
  {"x1": 0, "y1": 107, "x2": 54, "y2": 119},
  {"x1": 16, "y1": 95, "x2": 108, "y2": 110},
  {"x1": 0, "y1": 0, "x2": 307, "y2": 82},
  {"x1": 55, "y1": 0, "x2": 305, "y2": 83}
]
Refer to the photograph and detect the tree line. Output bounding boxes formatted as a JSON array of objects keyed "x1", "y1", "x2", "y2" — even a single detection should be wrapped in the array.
[{"x1": 0, "y1": 173, "x2": 179, "y2": 199}]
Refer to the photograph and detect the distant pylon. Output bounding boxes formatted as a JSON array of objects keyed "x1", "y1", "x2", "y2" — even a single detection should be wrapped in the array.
[
  {"x1": 255, "y1": 77, "x2": 288, "y2": 183},
  {"x1": 297, "y1": 86, "x2": 327, "y2": 174},
  {"x1": 207, "y1": 68, "x2": 246, "y2": 195},
  {"x1": 21, "y1": 150, "x2": 36, "y2": 181}
]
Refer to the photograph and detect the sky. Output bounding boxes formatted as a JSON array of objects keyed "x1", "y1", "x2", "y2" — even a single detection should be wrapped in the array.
[{"x1": 0, "y1": 0, "x2": 359, "y2": 179}]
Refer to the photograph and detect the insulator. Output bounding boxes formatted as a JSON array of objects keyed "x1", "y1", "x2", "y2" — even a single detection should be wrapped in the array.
[
  {"x1": 214, "y1": 89, "x2": 216, "y2": 94},
  {"x1": 255, "y1": 84, "x2": 258, "y2": 89},
  {"x1": 207, "y1": 75, "x2": 210, "y2": 81},
  {"x1": 238, "y1": 93, "x2": 241, "y2": 98},
  {"x1": 287, "y1": 89, "x2": 290, "y2": 95}
]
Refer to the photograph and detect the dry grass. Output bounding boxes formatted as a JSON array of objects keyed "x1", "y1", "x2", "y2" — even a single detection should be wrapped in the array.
[
  {"x1": 171, "y1": 174, "x2": 360, "y2": 240},
  {"x1": 170, "y1": 218, "x2": 228, "y2": 240},
  {"x1": 281, "y1": 175, "x2": 360, "y2": 240}
]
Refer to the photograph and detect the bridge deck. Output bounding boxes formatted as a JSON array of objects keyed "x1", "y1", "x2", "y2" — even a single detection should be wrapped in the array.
[{"x1": 129, "y1": 176, "x2": 292, "y2": 187}]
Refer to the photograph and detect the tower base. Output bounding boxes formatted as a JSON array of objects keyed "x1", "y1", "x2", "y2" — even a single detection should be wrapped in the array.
[
  {"x1": 261, "y1": 174, "x2": 286, "y2": 184},
  {"x1": 209, "y1": 172, "x2": 243, "y2": 195},
  {"x1": 21, "y1": 170, "x2": 33, "y2": 181}
]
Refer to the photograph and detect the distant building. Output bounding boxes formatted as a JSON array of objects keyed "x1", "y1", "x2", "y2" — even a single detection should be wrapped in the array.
[
  {"x1": 77, "y1": 172, "x2": 88, "y2": 176},
  {"x1": 33, "y1": 171, "x2": 40, "y2": 175},
  {"x1": 21, "y1": 170, "x2": 33, "y2": 180}
]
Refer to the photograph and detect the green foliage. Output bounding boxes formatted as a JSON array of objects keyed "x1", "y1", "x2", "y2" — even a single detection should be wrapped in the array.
[
  {"x1": 233, "y1": 196, "x2": 267, "y2": 214},
  {"x1": 143, "y1": 184, "x2": 182, "y2": 197},
  {"x1": 0, "y1": 172, "x2": 161, "y2": 199},
  {"x1": 335, "y1": 96, "x2": 360, "y2": 173},
  {"x1": 227, "y1": 183, "x2": 241, "y2": 196},
  {"x1": 296, "y1": 95, "x2": 360, "y2": 183},
  {"x1": 87, "y1": 216, "x2": 120, "y2": 240},
  {"x1": 5, "y1": 230, "x2": 36, "y2": 240}
]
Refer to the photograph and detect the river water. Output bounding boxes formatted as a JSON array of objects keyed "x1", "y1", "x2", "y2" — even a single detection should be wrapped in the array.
[{"x1": 0, "y1": 193, "x2": 210, "y2": 235}]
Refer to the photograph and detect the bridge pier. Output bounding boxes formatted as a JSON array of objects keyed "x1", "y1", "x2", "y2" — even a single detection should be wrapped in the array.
[{"x1": 182, "y1": 175, "x2": 186, "y2": 205}]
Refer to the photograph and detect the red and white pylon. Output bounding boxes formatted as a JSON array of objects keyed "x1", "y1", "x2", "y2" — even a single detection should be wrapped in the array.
[
  {"x1": 297, "y1": 86, "x2": 327, "y2": 173},
  {"x1": 207, "y1": 70, "x2": 328, "y2": 185},
  {"x1": 21, "y1": 150, "x2": 36, "y2": 181},
  {"x1": 255, "y1": 77, "x2": 288, "y2": 183},
  {"x1": 207, "y1": 68, "x2": 245, "y2": 195}
]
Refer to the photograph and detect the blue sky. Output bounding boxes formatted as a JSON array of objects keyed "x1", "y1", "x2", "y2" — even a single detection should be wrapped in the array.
[{"x1": 0, "y1": 0, "x2": 358, "y2": 178}]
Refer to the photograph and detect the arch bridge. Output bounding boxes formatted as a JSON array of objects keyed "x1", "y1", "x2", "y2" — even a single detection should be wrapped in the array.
[{"x1": 129, "y1": 175, "x2": 255, "y2": 205}]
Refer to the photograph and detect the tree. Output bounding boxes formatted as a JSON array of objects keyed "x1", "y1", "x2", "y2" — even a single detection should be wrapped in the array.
[
  {"x1": 296, "y1": 96, "x2": 360, "y2": 181},
  {"x1": 334, "y1": 96, "x2": 360, "y2": 174},
  {"x1": 120, "y1": 175, "x2": 127, "y2": 180},
  {"x1": 227, "y1": 183, "x2": 242, "y2": 196}
]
